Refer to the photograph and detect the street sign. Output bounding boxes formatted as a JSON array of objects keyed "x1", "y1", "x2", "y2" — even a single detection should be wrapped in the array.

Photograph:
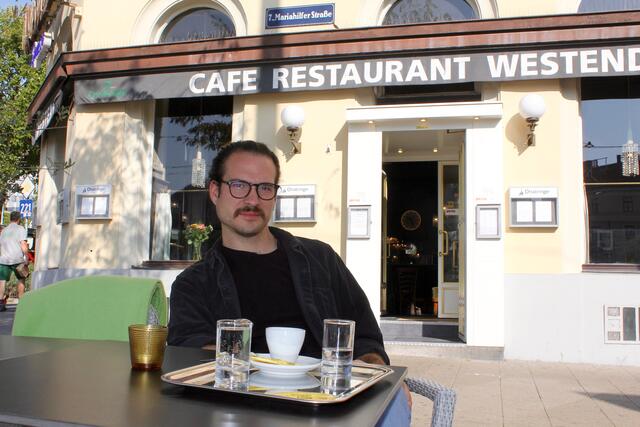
[{"x1": 19, "y1": 200, "x2": 33, "y2": 218}]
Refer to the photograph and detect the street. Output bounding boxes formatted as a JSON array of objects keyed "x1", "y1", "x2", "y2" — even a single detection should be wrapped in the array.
[{"x1": 0, "y1": 303, "x2": 15, "y2": 335}]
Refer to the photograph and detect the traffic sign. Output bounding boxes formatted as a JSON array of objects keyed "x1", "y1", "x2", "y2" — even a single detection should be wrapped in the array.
[{"x1": 19, "y1": 200, "x2": 33, "y2": 218}]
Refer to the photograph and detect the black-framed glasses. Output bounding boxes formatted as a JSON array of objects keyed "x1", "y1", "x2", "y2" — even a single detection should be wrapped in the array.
[{"x1": 220, "y1": 179, "x2": 280, "y2": 200}]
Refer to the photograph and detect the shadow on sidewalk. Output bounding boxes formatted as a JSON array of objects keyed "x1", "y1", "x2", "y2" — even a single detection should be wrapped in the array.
[{"x1": 582, "y1": 392, "x2": 640, "y2": 411}]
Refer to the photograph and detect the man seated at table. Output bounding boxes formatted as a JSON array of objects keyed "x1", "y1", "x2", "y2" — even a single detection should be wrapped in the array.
[{"x1": 168, "y1": 140, "x2": 410, "y2": 425}]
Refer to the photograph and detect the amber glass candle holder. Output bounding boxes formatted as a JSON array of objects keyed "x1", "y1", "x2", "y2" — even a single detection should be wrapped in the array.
[{"x1": 128, "y1": 324, "x2": 168, "y2": 371}]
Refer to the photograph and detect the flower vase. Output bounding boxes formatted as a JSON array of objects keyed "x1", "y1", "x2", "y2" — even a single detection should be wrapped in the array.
[{"x1": 192, "y1": 242, "x2": 202, "y2": 261}]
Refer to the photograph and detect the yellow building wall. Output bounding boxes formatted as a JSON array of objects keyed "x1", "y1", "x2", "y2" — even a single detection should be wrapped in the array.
[
  {"x1": 238, "y1": 89, "x2": 370, "y2": 254},
  {"x1": 35, "y1": 129, "x2": 66, "y2": 270},
  {"x1": 59, "y1": 102, "x2": 154, "y2": 269},
  {"x1": 77, "y1": 1, "x2": 139, "y2": 49},
  {"x1": 69, "y1": 1, "x2": 586, "y2": 50},
  {"x1": 498, "y1": 0, "x2": 580, "y2": 17},
  {"x1": 40, "y1": 1, "x2": 594, "y2": 271},
  {"x1": 501, "y1": 79, "x2": 585, "y2": 274}
]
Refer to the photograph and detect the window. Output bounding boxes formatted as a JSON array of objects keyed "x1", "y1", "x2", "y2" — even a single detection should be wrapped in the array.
[
  {"x1": 578, "y1": 0, "x2": 640, "y2": 13},
  {"x1": 150, "y1": 97, "x2": 232, "y2": 261},
  {"x1": 382, "y1": 0, "x2": 477, "y2": 26},
  {"x1": 582, "y1": 76, "x2": 640, "y2": 264},
  {"x1": 605, "y1": 305, "x2": 640, "y2": 343},
  {"x1": 374, "y1": 82, "x2": 481, "y2": 104},
  {"x1": 160, "y1": 8, "x2": 235, "y2": 43},
  {"x1": 378, "y1": 1, "x2": 479, "y2": 104}
]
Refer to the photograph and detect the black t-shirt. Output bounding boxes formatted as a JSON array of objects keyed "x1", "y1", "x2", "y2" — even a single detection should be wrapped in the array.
[{"x1": 221, "y1": 244, "x2": 321, "y2": 358}]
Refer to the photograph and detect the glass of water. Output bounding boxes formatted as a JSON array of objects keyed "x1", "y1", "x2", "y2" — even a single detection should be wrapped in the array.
[
  {"x1": 321, "y1": 319, "x2": 355, "y2": 394},
  {"x1": 215, "y1": 319, "x2": 253, "y2": 391}
]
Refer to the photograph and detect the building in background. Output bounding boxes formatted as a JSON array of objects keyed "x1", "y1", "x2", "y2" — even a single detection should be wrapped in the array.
[{"x1": 23, "y1": 0, "x2": 640, "y2": 365}]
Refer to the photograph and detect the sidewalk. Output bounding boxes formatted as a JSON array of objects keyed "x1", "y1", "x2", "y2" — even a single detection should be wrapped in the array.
[{"x1": 390, "y1": 352, "x2": 640, "y2": 426}]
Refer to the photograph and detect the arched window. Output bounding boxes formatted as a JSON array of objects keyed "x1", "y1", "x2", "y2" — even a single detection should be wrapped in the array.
[
  {"x1": 160, "y1": 8, "x2": 235, "y2": 43},
  {"x1": 578, "y1": 0, "x2": 640, "y2": 13},
  {"x1": 383, "y1": 0, "x2": 477, "y2": 26}
]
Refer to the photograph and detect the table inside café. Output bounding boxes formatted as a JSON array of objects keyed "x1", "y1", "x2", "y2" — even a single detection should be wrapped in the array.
[{"x1": 0, "y1": 336, "x2": 406, "y2": 427}]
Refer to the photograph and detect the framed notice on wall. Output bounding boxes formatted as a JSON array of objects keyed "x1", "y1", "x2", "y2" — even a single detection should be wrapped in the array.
[
  {"x1": 75, "y1": 184, "x2": 112, "y2": 220},
  {"x1": 476, "y1": 204, "x2": 501, "y2": 239},
  {"x1": 274, "y1": 184, "x2": 315, "y2": 222},
  {"x1": 347, "y1": 205, "x2": 371, "y2": 239},
  {"x1": 509, "y1": 187, "x2": 558, "y2": 227},
  {"x1": 57, "y1": 189, "x2": 70, "y2": 224}
]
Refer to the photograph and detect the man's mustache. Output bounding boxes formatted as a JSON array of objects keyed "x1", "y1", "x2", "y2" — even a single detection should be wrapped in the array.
[{"x1": 234, "y1": 205, "x2": 265, "y2": 218}]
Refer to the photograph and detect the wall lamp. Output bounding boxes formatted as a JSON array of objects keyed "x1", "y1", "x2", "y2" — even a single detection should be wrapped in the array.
[
  {"x1": 281, "y1": 105, "x2": 305, "y2": 154},
  {"x1": 518, "y1": 94, "x2": 546, "y2": 146}
]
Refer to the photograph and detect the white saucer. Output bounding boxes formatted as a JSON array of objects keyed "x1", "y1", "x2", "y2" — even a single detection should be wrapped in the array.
[
  {"x1": 249, "y1": 371, "x2": 320, "y2": 390},
  {"x1": 251, "y1": 353, "x2": 321, "y2": 378}
]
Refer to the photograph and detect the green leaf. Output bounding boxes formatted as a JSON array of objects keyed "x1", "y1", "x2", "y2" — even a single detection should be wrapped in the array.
[{"x1": 0, "y1": 7, "x2": 46, "y2": 206}]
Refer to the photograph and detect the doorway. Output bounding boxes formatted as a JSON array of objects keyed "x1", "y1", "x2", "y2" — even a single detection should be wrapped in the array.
[
  {"x1": 383, "y1": 161, "x2": 438, "y2": 318},
  {"x1": 381, "y1": 130, "x2": 463, "y2": 323},
  {"x1": 345, "y1": 101, "x2": 504, "y2": 347}
]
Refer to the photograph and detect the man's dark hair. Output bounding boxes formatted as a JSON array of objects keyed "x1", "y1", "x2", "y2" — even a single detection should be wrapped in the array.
[
  {"x1": 9, "y1": 211, "x2": 21, "y2": 222},
  {"x1": 208, "y1": 140, "x2": 281, "y2": 185}
]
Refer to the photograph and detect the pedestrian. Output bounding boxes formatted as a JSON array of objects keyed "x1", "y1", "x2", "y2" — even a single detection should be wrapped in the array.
[
  {"x1": 0, "y1": 211, "x2": 30, "y2": 311},
  {"x1": 167, "y1": 140, "x2": 411, "y2": 425}
]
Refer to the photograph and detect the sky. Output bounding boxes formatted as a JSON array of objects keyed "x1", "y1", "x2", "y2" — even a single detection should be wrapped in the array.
[{"x1": 0, "y1": 0, "x2": 29, "y2": 10}]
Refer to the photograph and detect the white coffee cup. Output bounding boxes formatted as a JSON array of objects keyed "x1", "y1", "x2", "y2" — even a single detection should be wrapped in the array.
[{"x1": 265, "y1": 327, "x2": 306, "y2": 363}]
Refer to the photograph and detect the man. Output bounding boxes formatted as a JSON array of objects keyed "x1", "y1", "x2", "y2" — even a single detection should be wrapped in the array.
[
  {"x1": 168, "y1": 141, "x2": 410, "y2": 424},
  {"x1": 0, "y1": 211, "x2": 29, "y2": 312}
]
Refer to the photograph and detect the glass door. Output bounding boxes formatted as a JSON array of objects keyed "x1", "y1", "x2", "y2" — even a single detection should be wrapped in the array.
[
  {"x1": 438, "y1": 162, "x2": 460, "y2": 318},
  {"x1": 457, "y1": 142, "x2": 466, "y2": 340}
]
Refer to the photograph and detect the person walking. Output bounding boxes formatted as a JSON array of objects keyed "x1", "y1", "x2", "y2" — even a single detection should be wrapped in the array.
[{"x1": 0, "y1": 211, "x2": 30, "y2": 311}]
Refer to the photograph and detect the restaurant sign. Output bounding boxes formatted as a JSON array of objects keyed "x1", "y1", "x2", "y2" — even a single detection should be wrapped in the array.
[
  {"x1": 265, "y1": 4, "x2": 334, "y2": 28},
  {"x1": 76, "y1": 44, "x2": 640, "y2": 104}
]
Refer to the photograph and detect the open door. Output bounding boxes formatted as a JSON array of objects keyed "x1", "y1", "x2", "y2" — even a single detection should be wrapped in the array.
[
  {"x1": 381, "y1": 171, "x2": 388, "y2": 315},
  {"x1": 438, "y1": 162, "x2": 460, "y2": 318},
  {"x1": 457, "y1": 141, "x2": 466, "y2": 340}
]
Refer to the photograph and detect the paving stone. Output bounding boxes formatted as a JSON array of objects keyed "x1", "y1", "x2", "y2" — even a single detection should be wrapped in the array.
[{"x1": 387, "y1": 352, "x2": 640, "y2": 427}]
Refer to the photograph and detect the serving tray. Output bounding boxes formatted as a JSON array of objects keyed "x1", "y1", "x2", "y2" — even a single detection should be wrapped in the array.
[{"x1": 161, "y1": 361, "x2": 394, "y2": 405}]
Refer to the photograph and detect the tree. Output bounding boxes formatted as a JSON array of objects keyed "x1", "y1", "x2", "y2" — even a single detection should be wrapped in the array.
[{"x1": 0, "y1": 6, "x2": 45, "y2": 207}]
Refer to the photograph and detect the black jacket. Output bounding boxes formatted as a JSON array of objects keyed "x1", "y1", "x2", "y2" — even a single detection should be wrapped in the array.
[{"x1": 167, "y1": 227, "x2": 389, "y2": 364}]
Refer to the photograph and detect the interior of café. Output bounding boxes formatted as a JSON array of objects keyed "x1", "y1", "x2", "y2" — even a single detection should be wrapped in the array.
[{"x1": 381, "y1": 129, "x2": 462, "y2": 323}]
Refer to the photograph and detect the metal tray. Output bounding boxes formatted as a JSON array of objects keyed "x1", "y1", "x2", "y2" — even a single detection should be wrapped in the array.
[{"x1": 161, "y1": 361, "x2": 393, "y2": 405}]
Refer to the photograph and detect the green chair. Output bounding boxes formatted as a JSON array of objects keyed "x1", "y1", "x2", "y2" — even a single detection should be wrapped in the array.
[{"x1": 12, "y1": 275, "x2": 167, "y2": 341}]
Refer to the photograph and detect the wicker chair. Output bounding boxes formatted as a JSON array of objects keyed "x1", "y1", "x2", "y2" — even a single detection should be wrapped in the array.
[{"x1": 404, "y1": 377, "x2": 457, "y2": 427}]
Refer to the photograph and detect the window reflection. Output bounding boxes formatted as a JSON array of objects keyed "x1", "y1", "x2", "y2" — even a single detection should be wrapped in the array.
[
  {"x1": 383, "y1": 0, "x2": 477, "y2": 25},
  {"x1": 582, "y1": 76, "x2": 640, "y2": 264},
  {"x1": 578, "y1": 0, "x2": 640, "y2": 13},
  {"x1": 150, "y1": 97, "x2": 232, "y2": 261},
  {"x1": 160, "y1": 8, "x2": 235, "y2": 43}
]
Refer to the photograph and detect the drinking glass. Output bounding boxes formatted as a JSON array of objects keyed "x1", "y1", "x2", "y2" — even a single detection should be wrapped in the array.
[
  {"x1": 215, "y1": 319, "x2": 253, "y2": 391},
  {"x1": 321, "y1": 319, "x2": 355, "y2": 394},
  {"x1": 128, "y1": 324, "x2": 168, "y2": 371}
]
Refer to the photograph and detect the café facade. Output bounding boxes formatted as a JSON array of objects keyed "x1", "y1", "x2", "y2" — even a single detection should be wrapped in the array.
[{"x1": 25, "y1": 0, "x2": 640, "y2": 365}]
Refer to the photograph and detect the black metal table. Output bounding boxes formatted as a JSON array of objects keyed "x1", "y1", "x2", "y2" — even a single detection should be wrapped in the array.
[
  {"x1": 0, "y1": 335, "x2": 85, "y2": 361},
  {"x1": 0, "y1": 336, "x2": 406, "y2": 427}
]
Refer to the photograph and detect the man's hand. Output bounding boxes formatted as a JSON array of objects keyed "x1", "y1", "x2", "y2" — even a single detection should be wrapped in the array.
[
  {"x1": 20, "y1": 241, "x2": 29, "y2": 257},
  {"x1": 356, "y1": 352, "x2": 386, "y2": 365},
  {"x1": 202, "y1": 344, "x2": 216, "y2": 351}
]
